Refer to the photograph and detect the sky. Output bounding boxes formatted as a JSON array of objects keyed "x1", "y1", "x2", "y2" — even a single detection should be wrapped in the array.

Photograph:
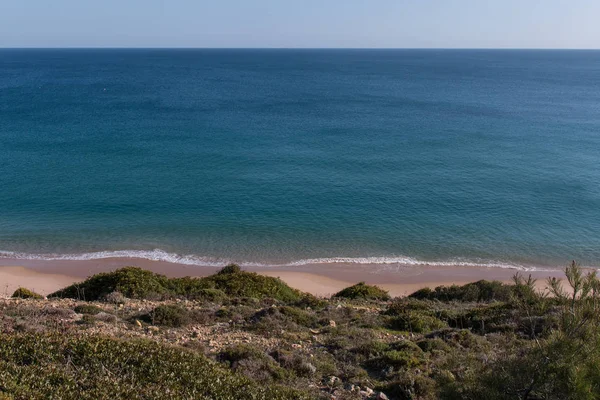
[{"x1": 1, "y1": 0, "x2": 598, "y2": 49}]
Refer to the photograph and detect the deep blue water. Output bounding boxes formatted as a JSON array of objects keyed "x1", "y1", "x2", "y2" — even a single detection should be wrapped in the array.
[{"x1": 1, "y1": 49, "x2": 599, "y2": 269}]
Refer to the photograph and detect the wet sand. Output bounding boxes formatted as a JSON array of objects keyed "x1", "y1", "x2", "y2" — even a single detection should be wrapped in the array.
[{"x1": 0, "y1": 257, "x2": 568, "y2": 297}]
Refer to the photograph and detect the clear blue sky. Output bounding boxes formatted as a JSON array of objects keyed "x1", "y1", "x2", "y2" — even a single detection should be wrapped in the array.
[{"x1": 1, "y1": 0, "x2": 598, "y2": 48}]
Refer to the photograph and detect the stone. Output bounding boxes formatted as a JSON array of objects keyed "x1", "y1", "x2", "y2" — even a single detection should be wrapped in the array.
[
  {"x1": 376, "y1": 392, "x2": 389, "y2": 400},
  {"x1": 135, "y1": 320, "x2": 142, "y2": 328},
  {"x1": 329, "y1": 320, "x2": 336, "y2": 328}
]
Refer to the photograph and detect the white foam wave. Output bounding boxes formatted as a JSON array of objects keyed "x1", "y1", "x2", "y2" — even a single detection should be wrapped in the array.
[
  {"x1": 286, "y1": 256, "x2": 547, "y2": 271},
  {"x1": 0, "y1": 249, "x2": 243, "y2": 267},
  {"x1": 0, "y1": 249, "x2": 556, "y2": 271}
]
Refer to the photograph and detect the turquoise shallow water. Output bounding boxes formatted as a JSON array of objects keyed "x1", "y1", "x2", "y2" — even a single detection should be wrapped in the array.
[{"x1": 0, "y1": 49, "x2": 599, "y2": 269}]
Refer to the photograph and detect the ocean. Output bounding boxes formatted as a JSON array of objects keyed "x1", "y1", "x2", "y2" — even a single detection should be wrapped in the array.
[{"x1": 1, "y1": 49, "x2": 599, "y2": 270}]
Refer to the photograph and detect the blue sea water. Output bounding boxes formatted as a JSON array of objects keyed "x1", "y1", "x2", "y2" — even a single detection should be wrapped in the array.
[{"x1": 1, "y1": 49, "x2": 599, "y2": 269}]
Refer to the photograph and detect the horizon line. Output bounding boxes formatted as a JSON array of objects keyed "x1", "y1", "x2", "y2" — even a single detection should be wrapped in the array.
[{"x1": 1, "y1": 47, "x2": 599, "y2": 51}]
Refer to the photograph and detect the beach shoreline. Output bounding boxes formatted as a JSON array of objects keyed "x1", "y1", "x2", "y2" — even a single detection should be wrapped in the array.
[{"x1": 0, "y1": 257, "x2": 568, "y2": 297}]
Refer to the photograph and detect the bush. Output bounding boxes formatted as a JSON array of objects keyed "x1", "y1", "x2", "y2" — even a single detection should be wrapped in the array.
[
  {"x1": 385, "y1": 298, "x2": 435, "y2": 315},
  {"x1": 387, "y1": 312, "x2": 447, "y2": 333},
  {"x1": 218, "y1": 264, "x2": 242, "y2": 275},
  {"x1": 334, "y1": 282, "x2": 390, "y2": 301},
  {"x1": 195, "y1": 288, "x2": 229, "y2": 302},
  {"x1": 409, "y1": 280, "x2": 514, "y2": 302},
  {"x1": 74, "y1": 304, "x2": 103, "y2": 315},
  {"x1": 248, "y1": 306, "x2": 322, "y2": 335},
  {"x1": 11, "y1": 288, "x2": 43, "y2": 300},
  {"x1": 49, "y1": 266, "x2": 306, "y2": 303},
  {"x1": 49, "y1": 267, "x2": 171, "y2": 300},
  {"x1": 219, "y1": 344, "x2": 292, "y2": 383},
  {"x1": 367, "y1": 341, "x2": 426, "y2": 370},
  {"x1": 202, "y1": 269, "x2": 304, "y2": 303},
  {"x1": 0, "y1": 333, "x2": 310, "y2": 399},
  {"x1": 143, "y1": 304, "x2": 190, "y2": 327},
  {"x1": 446, "y1": 303, "x2": 516, "y2": 334},
  {"x1": 103, "y1": 291, "x2": 126, "y2": 304}
]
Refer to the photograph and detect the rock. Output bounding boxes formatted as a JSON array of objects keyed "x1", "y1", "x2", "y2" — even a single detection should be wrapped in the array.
[
  {"x1": 135, "y1": 319, "x2": 142, "y2": 328},
  {"x1": 329, "y1": 320, "x2": 336, "y2": 328},
  {"x1": 364, "y1": 387, "x2": 374, "y2": 395},
  {"x1": 147, "y1": 326, "x2": 159, "y2": 333},
  {"x1": 328, "y1": 376, "x2": 340, "y2": 386},
  {"x1": 376, "y1": 392, "x2": 389, "y2": 400}
]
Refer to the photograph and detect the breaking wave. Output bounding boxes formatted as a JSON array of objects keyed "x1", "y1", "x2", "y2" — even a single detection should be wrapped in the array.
[{"x1": 0, "y1": 249, "x2": 559, "y2": 271}]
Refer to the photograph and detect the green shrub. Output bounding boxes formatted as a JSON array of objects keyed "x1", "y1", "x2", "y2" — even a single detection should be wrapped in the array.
[
  {"x1": 49, "y1": 266, "x2": 306, "y2": 303},
  {"x1": 388, "y1": 312, "x2": 447, "y2": 333},
  {"x1": 410, "y1": 280, "x2": 514, "y2": 302},
  {"x1": 333, "y1": 282, "x2": 390, "y2": 301},
  {"x1": 202, "y1": 269, "x2": 304, "y2": 303},
  {"x1": 11, "y1": 288, "x2": 43, "y2": 300},
  {"x1": 74, "y1": 304, "x2": 103, "y2": 315},
  {"x1": 446, "y1": 303, "x2": 516, "y2": 334},
  {"x1": 219, "y1": 344, "x2": 292, "y2": 383},
  {"x1": 293, "y1": 294, "x2": 328, "y2": 310},
  {"x1": 416, "y1": 338, "x2": 451, "y2": 353},
  {"x1": 218, "y1": 264, "x2": 242, "y2": 275},
  {"x1": 195, "y1": 288, "x2": 228, "y2": 302},
  {"x1": 368, "y1": 341, "x2": 426, "y2": 370},
  {"x1": 352, "y1": 340, "x2": 390, "y2": 357},
  {"x1": 279, "y1": 306, "x2": 319, "y2": 328},
  {"x1": 248, "y1": 306, "x2": 322, "y2": 335},
  {"x1": 143, "y1": 304, "x2": 190, "y2": 327},
  {"x1": 49, "y1": 267, "x2": 170, "y2": 300},
  {"x1": 382, "y1": 371, "x2": 437, "y2": 400},
  {"x1": 385, "y1": 298, "x2": 435, "y2": 315},
  {"x1": 0, "y1": 333, "x2": 310, "y2": 399},
  {"x1": 79, "y1": 314, "x2": 96, "y2": 325},
  {"x1": 166, "y1": 277, "x2": 214, "y2": 298}
]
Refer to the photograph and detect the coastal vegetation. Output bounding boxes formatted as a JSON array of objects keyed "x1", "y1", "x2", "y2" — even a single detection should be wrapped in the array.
[
  {"x1": 1, "y1": 262, "x2": 598, "y2": 399},
  {"x1": 11, "y1": 287, "x2": 43, "y2": 300}
]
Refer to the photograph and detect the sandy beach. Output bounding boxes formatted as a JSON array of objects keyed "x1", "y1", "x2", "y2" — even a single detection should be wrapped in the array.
[{"x1": 0, "y1": 257, "x2": 568, "y2": 297}]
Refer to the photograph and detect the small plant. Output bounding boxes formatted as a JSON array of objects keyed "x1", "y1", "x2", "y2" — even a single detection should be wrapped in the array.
[
  {"x1": 333, "y1": 282, "x2": 390, "y2": 301},
  {"x1": 103, "y1": 291, "x2": 126, "y2": 304},
  {"x1": 74, "y1": 304, "x2": 103, "y2": 315},
  {"x1": 11, "y1": 288, "x2": 43, "y2": 300},
  {"x1": 219, "y1": 344, "x2": 292, "y2": 383},
  {"x1": 144, "y1": 304, "x2": 190, "y2": 327}
]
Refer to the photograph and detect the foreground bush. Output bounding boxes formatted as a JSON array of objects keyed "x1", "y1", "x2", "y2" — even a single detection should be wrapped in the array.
[
  {"x1": 142, "y1": 304, "x2": 190, "y2": 327},
  {"x1": 11, "y1": 288, "x2": 43, "y2": 300},
  {"x1": 0, "y1": 333, "x2": 311, "y2": 400},
  {"x1": 333, "y1": 282, "x2": 390, "y2": 301}
]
